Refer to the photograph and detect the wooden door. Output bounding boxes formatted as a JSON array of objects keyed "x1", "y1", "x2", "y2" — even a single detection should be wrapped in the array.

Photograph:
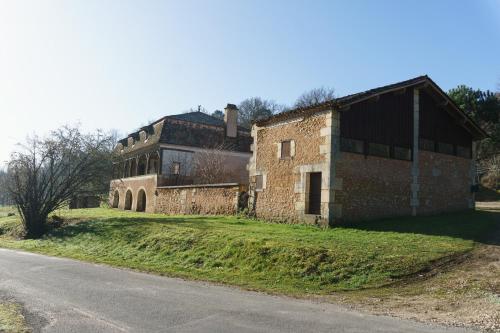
[{"x1": 308, "y1": 172, "x2": 322, "y2": 215}]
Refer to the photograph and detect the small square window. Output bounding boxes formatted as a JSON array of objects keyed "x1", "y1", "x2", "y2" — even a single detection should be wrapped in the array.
[
  {"x1": 281, "y1": 140, "x2": 291, "y2": 159},
  {"x1": 255, "y1": 175, "x2": 263, "y2": 190},
  {"x1": 368, "y1": 142, "x2": 390, "y2": 158},
  {"x1": 171, "y1": 162, "x2": 180, "y2": 175}
]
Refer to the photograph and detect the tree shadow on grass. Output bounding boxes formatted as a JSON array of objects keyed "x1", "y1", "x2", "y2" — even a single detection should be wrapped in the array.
[
  {"x1": 46, "y1": 215, "x2": 234, "y2": 240},
  {"x1": 341, "y1": 209, "x2": 500, "y2": 245}
]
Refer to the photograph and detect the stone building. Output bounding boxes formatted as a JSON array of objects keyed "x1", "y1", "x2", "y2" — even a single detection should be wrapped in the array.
[
  {"x1": 248, "y1": 76, "x2": 487, "y2": 225},
  {"x1": 109, "y1": 104, "x2": 251, "y2": 213}
]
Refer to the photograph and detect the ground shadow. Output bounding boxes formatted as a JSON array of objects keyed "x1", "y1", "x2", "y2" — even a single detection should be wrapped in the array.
[
  {"x1": 475, "y1": 185, "x2": 500, "y2": 201},
  {"x1": 341, "y1": 209, "x2": 500, "y2": 245},
  {"x1": 46, "y1": 215, "x2": 233, "y2": 240}
]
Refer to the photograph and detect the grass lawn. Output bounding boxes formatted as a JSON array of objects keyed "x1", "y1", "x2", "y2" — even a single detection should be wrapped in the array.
[
  {"x1": 0, "y1": 207, "x2": 498, "y2": 295},
  {"x1": 0, "y1": 301, "x2": 30, "y2": 333}
]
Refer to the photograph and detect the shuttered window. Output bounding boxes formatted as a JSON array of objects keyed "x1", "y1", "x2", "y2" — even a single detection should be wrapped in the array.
[
  {"x1": 255, "y1": 175, "x2": 264, "y2": 190},
  {"x1": 281, "y1": 140, "x2": 291, "y2": 159}
]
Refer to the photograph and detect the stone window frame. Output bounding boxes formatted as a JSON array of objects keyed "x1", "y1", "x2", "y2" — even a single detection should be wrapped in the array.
[{"x1": 254, "y1": 171, "x2": 267, "y2": 192}]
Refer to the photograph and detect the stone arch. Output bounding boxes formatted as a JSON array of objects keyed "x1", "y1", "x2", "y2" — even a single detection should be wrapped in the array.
[
  {"x1": 148, "y1": 151, "x2": 160, "y2": 174},
  {"x1": 112, "y1": 190, "x2": 120, "y2": 208},
  {"x1": 137, "y1": 154, "x2": 148, "y2": 176},
  {"x1": 136, "y1": 189, "x2": 146, "y2": 212},
  {"x1": 124, "y1": 190, "x2": 133, "y2": 210},
  {"x1": 130, "y1": 159, "x2": 137, "y2": 177}
]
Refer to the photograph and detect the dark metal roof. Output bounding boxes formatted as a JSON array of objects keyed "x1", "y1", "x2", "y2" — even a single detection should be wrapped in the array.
[
  {"x1": 168, "y1": 112, "x2": 226, "y2": 127},
  {"x1": 255, "y1": 75, "x2": 487, "y2": 140}
]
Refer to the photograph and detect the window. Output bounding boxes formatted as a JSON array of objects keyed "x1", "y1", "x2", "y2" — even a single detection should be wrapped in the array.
[
  {"x1": 457, "y1": 146, "x2": 471, "y2": 159},
  {"x1": 394, "y1": 146, "x2": 411, "y2": 161},
  {"x1": 340, "y1": 138, "x2": 364, "y2": 154},
  {"x1": 255, "y1": 175, "x2": 264, "y2": 191},
  {"x1": 368, "y1": 142, "x2": 390, "y2": 158},
  {"x1": 171, "y1": 162, "x2": 180, "y2": 175},
  {"x1": 281, "y1": 140, "x2": 291, "y2": 159},
  {"x1": 437, "y1": 142, "x2": 454, "y2": 155},
  {"x1": 419, "y1": 138, "x2": 435, "y2": 152}
]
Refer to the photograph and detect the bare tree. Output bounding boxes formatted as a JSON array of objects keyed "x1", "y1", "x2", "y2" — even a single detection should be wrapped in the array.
[
  {"x1": 211, "y1": 110, "x2": 224, "y2": 120},
  {"x1": 160, "y1": 150, "x2": 194, "y2": 186},
  {"x1": 5, "y1": 126, "x2": 116, "y2": 238},
  {"x1": 238, "y1": 97, "x2": 287, "y2": 128},
  {"x1": 0, "y1": 169, "x2": 13, "y2": 206},
  {"x1": 192, "y1": 145, "x2": 237, "y2": 184},
  {"x1": 294, "y1": 86, "x2": 335, "y2": 108},
  {"x1": 479, "y1": 154, "x2": 500, "y2": 190}
]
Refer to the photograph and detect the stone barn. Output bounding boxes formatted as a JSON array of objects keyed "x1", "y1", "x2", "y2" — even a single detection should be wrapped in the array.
[
  {"x1": 248, "y1": 76, "x2": 487, "y2": 225},
  {"x1": 110, "y1": 104, "x2": 251, "y2": 214}
]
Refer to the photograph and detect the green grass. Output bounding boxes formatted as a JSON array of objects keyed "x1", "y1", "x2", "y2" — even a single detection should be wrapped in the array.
[
  {"x1": 0, "y1": 207, "x2": 498, "y2": 295},
  {"x1": 0, "y1": 302, "x2": 30, "y2": 333}
]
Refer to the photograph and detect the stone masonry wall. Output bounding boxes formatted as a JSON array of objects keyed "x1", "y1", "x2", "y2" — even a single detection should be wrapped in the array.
[
  {"x1": 334, "y1": 151, "x2": 473, "y2": 222},
  {"x1": 418, "y1": 151, "x2": 472, "y2": 214},
  {"x1": 155, "y1": 184, "x2": 243, "y2": 215},
  {"x1": 109, "y1": 175, "x2": 157, "y2": 213},
  {"x1": 250, "y1": 112, "x2": 331, "y2": 224},
  {"x1": 334, "y1": 152, "x2": 413, "y2": 221}
]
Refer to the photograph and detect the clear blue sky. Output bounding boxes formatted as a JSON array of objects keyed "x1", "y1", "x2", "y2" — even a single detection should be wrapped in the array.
[{"x1": 0, "y1": 0, "x2": 499, "y2": 166}]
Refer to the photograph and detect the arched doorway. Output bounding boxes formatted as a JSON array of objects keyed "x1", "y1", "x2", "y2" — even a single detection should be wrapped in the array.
[
  {"x1": 136, "y1": 189, "x2": 146, "y2": 212},
  {"x1": 124, "y1": 190, "x2": 133, "y2": 210},
  {"x1": 112, "y1": 191, "x2": 120, "y2": 208}
]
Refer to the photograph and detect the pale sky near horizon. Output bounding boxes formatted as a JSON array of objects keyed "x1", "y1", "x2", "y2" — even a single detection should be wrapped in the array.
[{"x1": 0, "y1": 0, "x2": 499, "y2": 168}]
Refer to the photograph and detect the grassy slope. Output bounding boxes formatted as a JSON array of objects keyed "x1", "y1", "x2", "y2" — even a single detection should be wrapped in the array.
[
  {"x1": 0, "y1": 207, "x2": 498, "y2": 295},
  {"x1": 0, "y1": 302, "x2": 30, "y2": 333}
]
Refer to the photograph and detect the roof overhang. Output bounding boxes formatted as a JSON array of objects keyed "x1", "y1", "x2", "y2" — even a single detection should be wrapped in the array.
[{"x1": 255, "y1": 76, "x2": 487, "y2": 140}]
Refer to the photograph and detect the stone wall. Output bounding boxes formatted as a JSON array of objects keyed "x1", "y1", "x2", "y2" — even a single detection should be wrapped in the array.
[
  {"x1": 249, "y1": 112, "x2": 333, "y2": 224},
  {"x1": 155, "y1": 184, "x2": 244, "y2": 215},
  {"x1": 333, "y1": 151, "x2": 473, "y2": 222},
  {"x1": 418, "y1": 151, "x2": 472, "y2": 214},
  {"x1": 334, "y1": 152, "x2": 413, "y2": 221},
  {"x1": 109, "y1": 175, "x2": 157, "y2": 213}
]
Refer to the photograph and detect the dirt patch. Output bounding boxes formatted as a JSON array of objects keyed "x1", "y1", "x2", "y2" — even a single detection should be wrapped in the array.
[{"x1": 332, "y1": 206, "x2": 500, "y2": 332}]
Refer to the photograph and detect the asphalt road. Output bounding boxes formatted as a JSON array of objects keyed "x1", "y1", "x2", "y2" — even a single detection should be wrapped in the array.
[{"x1": 0, "y1": 248, "x2": 475, "y2": 333}]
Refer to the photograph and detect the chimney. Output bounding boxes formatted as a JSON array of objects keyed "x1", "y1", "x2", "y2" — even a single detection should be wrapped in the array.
[{"x1": 224, "y1": 103, "x2": 238, "y2": 138}]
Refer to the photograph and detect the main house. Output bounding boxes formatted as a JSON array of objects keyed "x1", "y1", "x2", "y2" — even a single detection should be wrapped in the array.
[
  {"x1": 248, "y1": 76, "x2": 487, "y2": 225},
  {"x1": 110, "y1": 104, "x2": 252, "y2": 213}
]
